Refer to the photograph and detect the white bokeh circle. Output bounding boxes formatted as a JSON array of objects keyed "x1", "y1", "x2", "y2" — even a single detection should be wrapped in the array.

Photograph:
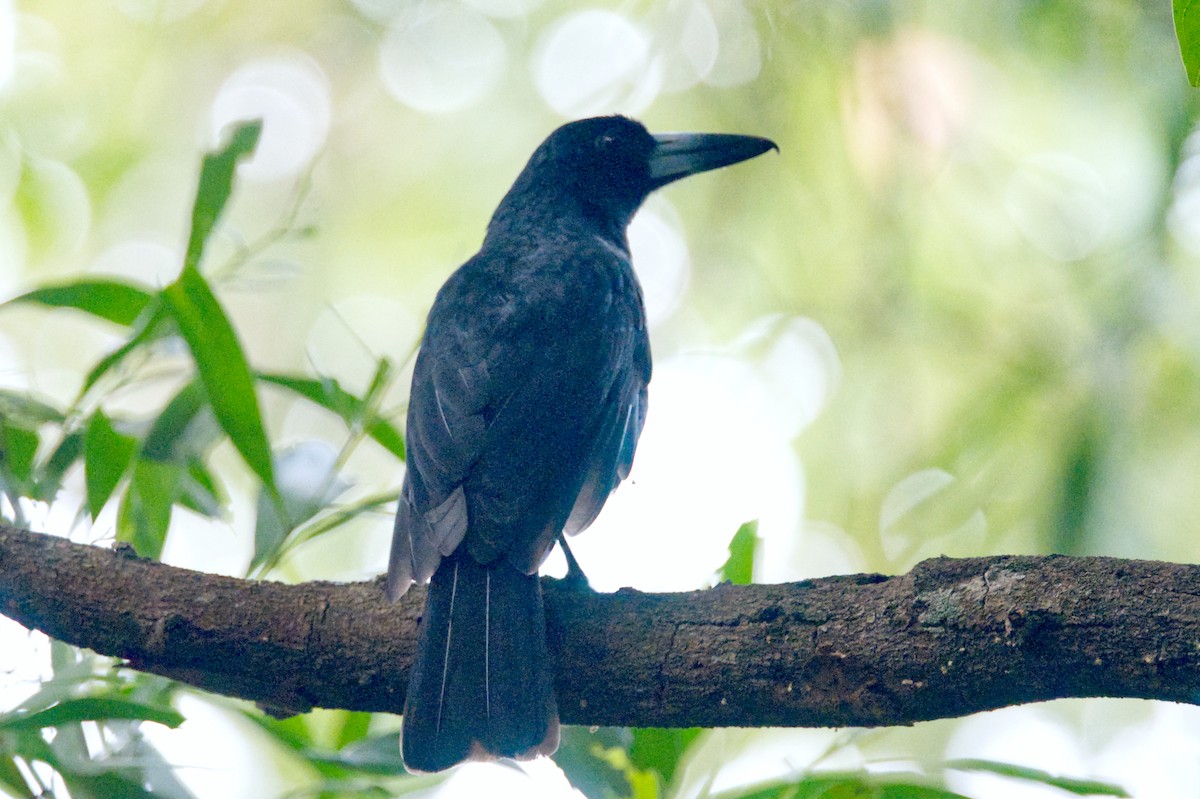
[
  {"x1": 533, "y1": 9, "x2": 661, "y2": 117},
  {"x1": 210, "y1": 53, "x2": 332, "y2": 182},
  {"x1": 629, "y1": 199, "x2": 690, "y2": 326},
  {"x1": 379, "y1": 2, "x2": 506, "y2": 113}
]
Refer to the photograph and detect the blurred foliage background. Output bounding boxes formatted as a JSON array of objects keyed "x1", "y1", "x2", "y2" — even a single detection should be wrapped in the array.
[{"x1": 2, "y1": 0, "x2": 1200, "y2": 797}]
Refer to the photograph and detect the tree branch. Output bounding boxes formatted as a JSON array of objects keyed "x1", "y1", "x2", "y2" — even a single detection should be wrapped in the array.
[{"x1": 2, "y1": 523, "x2": 1198, "y2": 727}]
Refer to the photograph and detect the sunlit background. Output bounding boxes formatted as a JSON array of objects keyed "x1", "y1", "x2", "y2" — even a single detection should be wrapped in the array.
[{"x1": 2, "y1": 0, "x2": 1200, "y2": 797}]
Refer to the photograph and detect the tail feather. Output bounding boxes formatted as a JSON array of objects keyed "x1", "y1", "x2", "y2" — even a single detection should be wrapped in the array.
[{"x1": 402, "y1": 551, "x2": 559, "y2": 772}]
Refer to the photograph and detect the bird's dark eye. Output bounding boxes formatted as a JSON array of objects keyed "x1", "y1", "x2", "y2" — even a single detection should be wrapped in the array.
[{"x1": 594, "y1": 133, "x2": 616, "y2": 151}]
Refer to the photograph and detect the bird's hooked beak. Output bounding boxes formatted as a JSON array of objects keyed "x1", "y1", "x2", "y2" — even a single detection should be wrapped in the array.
[{"x1": 647, "y1": 132, "x2": 778, "y2": 190}]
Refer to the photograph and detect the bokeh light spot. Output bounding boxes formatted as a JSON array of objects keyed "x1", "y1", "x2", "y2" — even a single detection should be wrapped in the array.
[
  {"x1": 461, "y1": 0, "x2": 545, "y2": 19},
  {"x1": 379, "y1": 2, "x2": 506, "y2": 113},
  {"x1": 704, "y1": 1, "x2": 761, "y2": 87},
  {"x1": 655, "y1": 0, "x2": 719, "y2": 92},
  {"x1": 1168, "y1": 126, "x2": 1200, "y2": 256},
  {"x1": 16, "y1": 156, "x2": 91, "y2": 259},
  {"x1": 349, "y1": 0, "x2": 404, "y2": 22},
  {"x1": 569, "y1": 320, "x2": 819, "y2": 591},
  {"x1": 732, "y1": 314, "x2": 841, "y2": 436},
  {"x1": 0, "y1": 0, "x2": 14, "y2": 91},
  {"x1": 533, "y1": 9, "x2": 661, "y2": 117},
  {"x1": 89, "y1": 238, "x2": 181, "y2": 286},
  {"x1": 629, "y1": 199, "x2": 689, "y2": 326},
  {"x1": 211, "y1": 54, "x2": 332, "y2": 182},
  {"x1": 306, "y1": 294, "x2": 421, "y2": 390},
  {"x1": 1005, "y1": 152, "x2": 1110, "y2": 262},
  {"x1": 114, "y1": 0, "x2": 208, "y2": 23},
  {"x1": 946, "y1": 709, "x2": 1088, "y2": 799}
]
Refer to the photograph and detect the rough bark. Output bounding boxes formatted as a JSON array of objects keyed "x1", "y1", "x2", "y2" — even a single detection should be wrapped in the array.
[{"x1": 1, "y1": 523, "x2": 1198, "y2": 727}]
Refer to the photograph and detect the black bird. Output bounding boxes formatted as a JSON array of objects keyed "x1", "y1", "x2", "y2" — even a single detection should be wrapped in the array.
[{"x1": 387, "y1": 115, "x2": 775, "y2": 773}]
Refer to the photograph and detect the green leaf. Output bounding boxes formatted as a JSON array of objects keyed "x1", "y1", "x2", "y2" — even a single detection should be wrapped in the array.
[
  {"x1": 84, "y1": 411, "x2": 139, "y2": 518},
  {"x1": 362, "y1": 356, "x2": 392, "y2": 406},
  {"x1": 1176, "y1": 0, "x2": 1200, "y2": 86},
  {"x1": 947, "y1": 759, "x2": 1129, "y2": 797},
  {"x1": 163, "y1": 266, "x2": 275, "y2": 491},
  {"x1": 62, "y1": 769, "x2": 176, "y2": 799},
  {"x1": 258, "y1": 371, "x2": 406, "y2": 460},
  {"x1": 253, "y1": 442, "x2": 349, "y2": 570},
  {"x1": 730, "y1": 775, "x2": 971, "y2": 799},
  {"x1": 301, "y1": 733, "x2": 408, "y2": 776},
  {"x1": 34, "y1": 430, "x2": 85, "y2": 501},
  {"x1": 244, "y1": 713, "x2": 320, "y2": 754},
  {"x1": 178, "y1": 459, "x2": 225, "y2": 518},
  {"x1": 116, "y1": 459, "x2": 183, "y2": 559},
  {"x1": 80, "y1": 298, "x2": 168, "y2": 396},
  {"x1": 0, "y1": 697, "x2": 184, "y2": 731},
  {"x1": 0, "y1": 388, "x2": 65, "y2": 425},
  {"x1": 334, "y1": 711, "x2": 374, "y2": 750},
  {"x1": 720, "y1": 520, "x2": 758, "y2": 585},
  {"x1": 0, "y1": 422, "x2": 40, "y2": 487},
  {"x1": 0, "y1": 755, "x2": 36, "y2": 798},
  {"x1": 141, "y1": 381, "x2": 213, "y2": 462},
  {"x1": 629, "y1": 727, "x2": 700, "y2": 787},
  {"x1": 185, "y1": 119, "x2": 263, "y2": 272},
  {"x1": 555, "y1": 727, "x2": 635, "y2": 799},
  {"x1": 1052, "y1": 412, "x2": 1100, "y2": 556},
  {"x1": 257, "y1": 489, "x2": 396, "y2": 575},
  {"x1": 259, "y1": 372, "x2": 356, "y2": 416},
  {"x1": 4, "y1": 279, "x2": 154, "y2": 326},
  {"x1": 360, "y1": 357, "x2": 405, "y2": 458}
]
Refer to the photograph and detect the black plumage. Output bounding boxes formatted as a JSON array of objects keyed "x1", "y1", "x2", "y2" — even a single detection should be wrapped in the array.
[{"x1": 387, "y1": 115, "x2": 775, "y2": 773}]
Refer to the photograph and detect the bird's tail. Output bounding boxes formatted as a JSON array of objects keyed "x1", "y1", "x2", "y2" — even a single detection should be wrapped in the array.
[{"x1": 402, "y1": 550, "x2": 559, "y2": 773}]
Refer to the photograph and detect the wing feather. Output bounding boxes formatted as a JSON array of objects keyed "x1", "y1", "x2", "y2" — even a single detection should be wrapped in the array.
[{"x1": 389, "y1": 243, "x2": 650, "y2": 593}]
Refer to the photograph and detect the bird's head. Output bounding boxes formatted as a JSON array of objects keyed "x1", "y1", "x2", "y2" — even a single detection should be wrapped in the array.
[{"x1": 489, "y1": 115, "x2": 777, "y2": 242}]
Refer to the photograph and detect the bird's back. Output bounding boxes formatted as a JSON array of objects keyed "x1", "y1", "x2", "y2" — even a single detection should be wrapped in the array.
[{"x1": 394, "y1": 231, "x2": 649, "y2": 584}]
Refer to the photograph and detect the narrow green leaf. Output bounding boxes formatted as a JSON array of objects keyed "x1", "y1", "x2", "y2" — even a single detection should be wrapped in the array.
[
  {"x1": 116, "y1": 459, "x2": 183, "y2": 559},
  {"x1": 730, "y1": 776, "x2": 970, "y2": 799},
  {"x1": 34, "y1": 430, "x2": 84, "y2": 501},
  {"x1": 4, "y1": 279, "x2": 154, "y2": 326},
  {"x1": 0, "y1": 697, "x2": 184, "y2": 731},
  {"x1": 179, "y1": 459, "x2": 225, "y2": 518},
  {"x1": 163, "y1": 266, "x2": 274, "y2": 491},
  {"x1": 1176, "y1": 0, "x2": 1200, "y2": 86},
  {"x1": 947, "y1": 759, "x2": 1129, "y2": 797},
  {"x1": 245, "y1": 712, "x2": 317, "y2": 751},
  {"x1": 334, "y1": 711, "x2": 374, "y2": 750},
  {"x1": 360, "y1": 357, "x2": 405, "y2": 458},
  {"x1": 1052, "y1": 413, "x2": 1100, "y2": 556},
  {"x1": 185, "y1": 119, "x2": 263, "y2": 272},
  {"x1": 0, "y1": 755, "x2": 36, "y2": 799},
  {"x1": 362, "y1": 356, "x2": 392, "y2": 406},
  {"x1": 62, "y1": 770, "x2": 172, "y2": 799},
  {"x1": 84, "y1": 411, "x2": 139, "y2": 518},
  {"x1": 720, "y1": 520, "x2": 758, "y2": 585},
  {"x1": 302, "y1": 733, "x2": 407, "y2": 776},
  {"x1": 552, "y1": 727, "x2": 635, "y2": 799},
  {"x1": 878, "y1": 786, "x2": 972, "y2": 799},
  {"x1": 142, "y1": 381, "x2": 209, "y2": 462},
  {"x1": 0, "y1": 423, "x2": 39, "y2": 486},
  {"x1": 629, "y1": 727, "x2": 699, "y2": 787},
  {"x1": 249, "y1": 489, "x2": 395, "y2": 577},
  {"x1": 257, "y1": 372, "x2": 357, "y2": 418},
  {"x1": 258, "y1": 372, "x2": 406, "y2": 459},
  {"x1": 252, "y1": 442, "x2": 350, "y2": 571},
  {"x1": 254, "y1": 486, "x2": 290, "y2": 570},
  {"x1": 0, "y1": 388, "x2": 64, "y2": 425},
  {"x1": 1, "y1": 729, "x2": 62, "y2": 776},
  {"x1": 80, "y1": 298, "x2": 167, "y2": 396},
  {"x1": 365, "y1": 418, "x2": 406, "y2": 461}
]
